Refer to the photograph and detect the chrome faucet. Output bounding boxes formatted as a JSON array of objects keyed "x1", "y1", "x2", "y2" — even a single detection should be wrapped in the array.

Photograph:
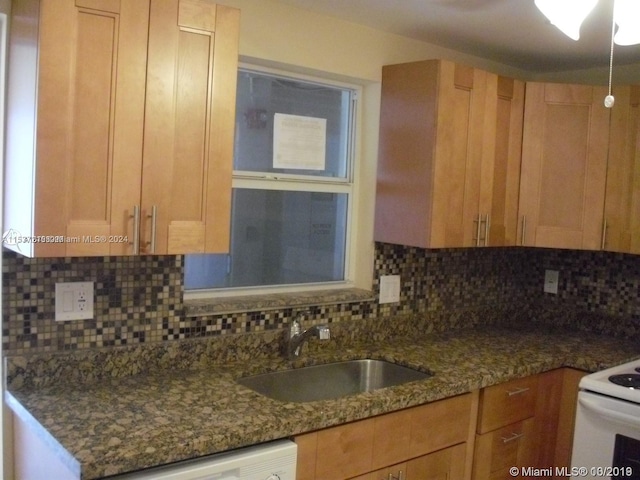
[{"x1": 287, "y1": 313, "x2": 330, "y2": 359}]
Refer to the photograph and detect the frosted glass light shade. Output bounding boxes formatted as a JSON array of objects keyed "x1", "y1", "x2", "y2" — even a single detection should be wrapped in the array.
[
  {"x1": 534, "y1": 0, "x2": 599, "y2": 40},
  {"x1": 614, "y1": 0, "x2": 640, "y2": 45}
]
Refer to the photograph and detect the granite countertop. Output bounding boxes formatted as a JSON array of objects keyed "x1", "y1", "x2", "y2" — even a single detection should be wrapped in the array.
[{"x1": 6, "y1": 326, "x2": 640, "y2": 479}]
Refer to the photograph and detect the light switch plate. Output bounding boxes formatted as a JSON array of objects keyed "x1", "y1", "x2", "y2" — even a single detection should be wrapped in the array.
[
  {"x1": 379, "y1": 275, "x2": 401, "y2": 304},
  {"x1": 544, "y1": 270, "x2": 559, "y2": 294},
  {"x1": 55, "y1": 282, "x2": 94, "y2": 321}
]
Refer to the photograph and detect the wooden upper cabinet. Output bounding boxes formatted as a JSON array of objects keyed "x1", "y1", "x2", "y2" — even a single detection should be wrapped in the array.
[
  {"x1": 603, "y1": 85, "x2": 640, "y2": 254},
  {"x1": 518, "y1": 82, "x2": 610, "y2": 250},
  {"x1": 374, "y1": 59, "x2": 523, "y2": 249},
  {"x1": 4, "y1": 0, "x2": 239, "y2": 257},
  {"x1": 5, "y1": 0, "x2": 150, "y2": 257}
]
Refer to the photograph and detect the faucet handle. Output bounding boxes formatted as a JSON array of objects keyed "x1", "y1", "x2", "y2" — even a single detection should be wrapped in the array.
[
  {"x1": 317, "y1": 325, "x2": 330, "y2": 340},
  {"x1": 289, "y1": 317, "x2": 302, "y2": 338}
]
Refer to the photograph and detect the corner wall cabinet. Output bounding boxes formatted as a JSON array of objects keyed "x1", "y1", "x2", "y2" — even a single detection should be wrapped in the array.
[
  {"x1": 517, "y1": 82, "x2": 610, "y2": 250},
  {"x1": 4, "y1": 0, "x2": 239, "y2": 257},
  {"x1": 374, "y1": 59, "x2": 524, "y2": 249}
]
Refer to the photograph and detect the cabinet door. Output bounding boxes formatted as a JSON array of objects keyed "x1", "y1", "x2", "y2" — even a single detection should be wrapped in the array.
[
  {"x1": 142, "y1": 0, "x2": 239, "y2": 254},
  {"x1": 431, "y1": 62, "x2": 488, "y2": 248},
  {"x1": 603, "y1": 85, "x2": 640, "y2": 253},
  {"x1": 349, "y1": 462, "x2": 408, "y2": 480},
  {"x1": 314, "y1": 418, "x2": 375, "y2": 480},
  {"x1": 7, "y1": 0, "x2": 150, "y2": 256},
  {"x1": 295, "y1": 431, "x2": 318, "y2": 480},
  {"x1": 406, "y1": 443, "x2": 467, "y2": 480},
  {"x1": 518, "y1": 82, "x2": 610, "y2": 249},
  {"x1": 533, "y1": 369, "x2": 564, "y2": 469},
  {"x1": 484, "y1": 76, "x2": 525, "y2": 247}
]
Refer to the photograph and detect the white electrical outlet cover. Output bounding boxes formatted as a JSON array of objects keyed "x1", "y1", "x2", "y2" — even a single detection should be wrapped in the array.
[
  {"x1": 544, "y1": 270, "x2": 559, "y2": 294},
  {"x1": 55, "y1": 282, "x2": 94, "y2": 321},
  {"x1": 379, "y1": 275, "x2": 401, "y2": 304}
]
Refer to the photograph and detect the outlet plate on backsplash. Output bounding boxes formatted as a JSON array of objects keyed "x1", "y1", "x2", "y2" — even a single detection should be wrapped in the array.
[{"x1": 55, "y1": 282, "x2": 94, "y2": 321}]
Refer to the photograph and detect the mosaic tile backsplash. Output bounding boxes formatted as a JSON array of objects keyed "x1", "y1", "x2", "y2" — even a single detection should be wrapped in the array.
[{"x1": 3, "y1": 244, "x2": 640, "y2": 355}]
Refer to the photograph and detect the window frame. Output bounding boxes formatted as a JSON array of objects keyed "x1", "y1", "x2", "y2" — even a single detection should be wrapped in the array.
[{"x1": 184, "y1": 63, "x2": 364, "y2": 300}]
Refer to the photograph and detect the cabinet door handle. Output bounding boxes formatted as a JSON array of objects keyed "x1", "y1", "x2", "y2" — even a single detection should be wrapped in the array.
[
  {"x1": 501, "y1": 432, "x2": 524, "y2": 443},
  {"x1": 386, "y1": 472, "x2": 404, "y2": 480},
  {"x1": 474, "y1": 214, "x2": 482, "y2": 247},
  {"x1": 520, "y1": 215, "x2": 527, "y2": 246},
  {"x1": 601, "y1": 218, "x2": 608, "y2": 250},
  {"x1": 148, "y1": 205, "x2": 158, "y2": 254},
  {"x1": 506, "y1": 386, "x2": 530, "y2": 396},
  {"x1": 483, "y1": 214, "x2": 490, "y2": 246},
  {"x1": 131, "y1": 205, "x2": 140, "y2": 255}
]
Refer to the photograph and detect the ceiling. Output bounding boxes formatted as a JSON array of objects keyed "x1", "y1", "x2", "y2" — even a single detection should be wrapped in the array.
[{"x1": 275, "y1": 0, "x2": 640, "y2": 73}]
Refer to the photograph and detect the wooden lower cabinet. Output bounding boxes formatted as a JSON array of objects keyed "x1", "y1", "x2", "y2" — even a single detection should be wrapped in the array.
[
  {"x1": 295, "y1": 369, "x2": 585, "y2": 480},
  {"x1": 295, "y1": 393, "x2": 474, "y2": 480},
  {"x1": 472, "y1": 369, "x2": 586, "y2": 480}
]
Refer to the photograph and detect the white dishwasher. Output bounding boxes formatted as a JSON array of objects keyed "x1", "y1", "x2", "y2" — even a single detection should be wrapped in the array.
[{"x1": 111, "y1": 439, "x2": 297, "y2": 480}]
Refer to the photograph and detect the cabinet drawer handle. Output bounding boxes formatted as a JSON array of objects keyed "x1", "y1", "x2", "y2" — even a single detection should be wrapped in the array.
[
  {"x1": 501, "y1": 432, "x2": 524, "y2": 443},
  {"x1": 601, "y1": 218, "x2": 608, "y2": 250},
  {"x1": 131, "y1": 205, "x2": 140, "y2": 255},
  {"x1": 506, "y1": 387, "x2": 530, "y2": 396},
  {"x1": 520, "y1": 215, "x2": 527, "y2": 246}
]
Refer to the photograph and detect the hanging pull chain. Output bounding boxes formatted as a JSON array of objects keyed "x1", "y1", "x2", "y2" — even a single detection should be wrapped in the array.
[{"x1": 605, "y1": 0, "x2": 616, "y2": 108}]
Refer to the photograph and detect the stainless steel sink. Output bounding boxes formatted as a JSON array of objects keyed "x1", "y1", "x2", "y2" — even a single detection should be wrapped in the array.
[{"x1": 237, "y1": 359, "x2": 431, "y2": 402}]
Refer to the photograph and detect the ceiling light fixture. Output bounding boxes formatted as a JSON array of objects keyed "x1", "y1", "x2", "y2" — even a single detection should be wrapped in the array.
[
  {"x1": 612, "y1": 0, "x2": 640, "y2": 46},
  {"x1": 534, "y1": 0, "x2": 640, "y2": 108},
  {"x1": 534, "y1": 0, "x2": 640, "y2": 45},
  {"x1": 534, "y1": 0, "x2": 598, "y2": 41}
]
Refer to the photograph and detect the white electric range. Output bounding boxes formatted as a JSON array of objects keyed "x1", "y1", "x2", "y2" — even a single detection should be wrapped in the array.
[{"x1": 571, "y1": 358, "x2": 640, "y2": 480}]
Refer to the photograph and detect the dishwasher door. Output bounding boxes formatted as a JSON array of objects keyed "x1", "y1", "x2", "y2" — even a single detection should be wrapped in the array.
[{"x1": 112, "y1": 439, "x2": 297, "y2": 480}]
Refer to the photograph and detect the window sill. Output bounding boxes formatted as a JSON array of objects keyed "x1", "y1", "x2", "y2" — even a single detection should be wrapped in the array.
[{"x1": 184, "y1": 288, "x2": 375, "y2": 317}]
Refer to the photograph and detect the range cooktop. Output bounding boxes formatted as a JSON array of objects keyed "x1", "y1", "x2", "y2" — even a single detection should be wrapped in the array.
[{"x1": 580, "y1": 358, "x2": 640, "y2": 404}]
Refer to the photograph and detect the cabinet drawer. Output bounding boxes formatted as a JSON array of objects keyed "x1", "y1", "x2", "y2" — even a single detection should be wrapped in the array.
[
  {"x1": 478, "y1": 375, "x2": 538, "y2": 433},
  {"x1": 473, "y1": 417, "x2": 537, "y2": 479}
]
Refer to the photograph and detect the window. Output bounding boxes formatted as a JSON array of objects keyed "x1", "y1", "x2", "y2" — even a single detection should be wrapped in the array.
[{"x1": 184, "y1": 66, "x2": 358, "y2": 293}]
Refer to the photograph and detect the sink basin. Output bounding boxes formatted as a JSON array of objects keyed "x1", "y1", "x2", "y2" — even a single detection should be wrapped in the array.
[{"x1": 237, "y1": 359, "x2": 431, "y2": 402}]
